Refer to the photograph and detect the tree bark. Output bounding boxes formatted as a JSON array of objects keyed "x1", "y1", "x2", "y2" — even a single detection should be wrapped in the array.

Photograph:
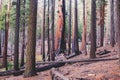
[
  {"x1": 110, "y1": 0, "x2": 115, "y2": 47},
  {"x1": 55, "y1": 0, "x2": 66, "y2": 54},
  {"x1": 47, "y1": 0, "x2": 50, "y2": 61},
  {"x1": 67, "y1": 0, "x2": 72, "y2": 55},
  {"x1": 20, "y1": 0, "x2": 26, "y2": 67},
  {"x1": 14, "y1": 0, "x2": 20, "y2": 71},
  {"x1": 24, "y1": 0, "x2": 37, "y2": 77},
  {"x1": 115, "y1": 0, "x2": 120, "y2": 67},
  {"x1": 90, "y1": 0, "x2": 96, "y2": 59},
  {"x1": 72, "y1": 0, "x2": 80, "y2": 55},
  {"x1": 2, "y1": 0, "x2": 11, "y2": 70},
  {"x1": 50, "y1": 0, "x2": 55, "y2": 61},
  {"x1": 99, "y1": 2, "x2": 105, "y2": 47},
  {"x1": 81, "y1": 0, "x2": 87, "y2": 55},
  {"x1": 41, "y1": 0, "x2": 46, "y2": 61}
]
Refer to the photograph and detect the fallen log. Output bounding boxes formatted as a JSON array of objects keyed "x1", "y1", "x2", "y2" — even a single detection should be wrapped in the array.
[
  {"x1": 36, "y1": 63, "x2": 65, "y2": 72},
  {"x1": 51, "y1": 68, "x2": 69, "y2": 80},
  {"x1": 36, "y1": 57, "x2": 118, "y2": 64},
  {"x1": 0, "y1": 58, "x2": 118, "y2": 76},
  {"x1": 0, "y1": 63, "x2": 65, "y2": 76},
  {"x1": 96, "y1": 50, "x2": 111, "y2": 55}
]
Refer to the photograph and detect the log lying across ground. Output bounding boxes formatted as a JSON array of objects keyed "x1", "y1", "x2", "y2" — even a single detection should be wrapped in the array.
[
  {"x1": 0, "y1": 57, "x2": 118, "y2": 76},
  {"x1": 0, "y1": 63, "x2": 65, "y2": 76},
  {"x1": 36, "y1": 57, "x2": 118, "y2": 64},
  {"x1": 51, "y1": 68, "x2": 69, "y2": 80}
]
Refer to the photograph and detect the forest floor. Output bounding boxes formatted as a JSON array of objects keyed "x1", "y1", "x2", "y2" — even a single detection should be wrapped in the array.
[{"x1": 0, "y1": 45, "x2": 120, "y2": 80}]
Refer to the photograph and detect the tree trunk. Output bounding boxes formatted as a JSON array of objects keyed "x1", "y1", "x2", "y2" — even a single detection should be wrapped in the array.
[
  {"x1": 81, "y1": 0, "x2": 87, "y2": 55},
  {"x1": 55, "y1": 0, "x2": 66, "y2": 54},
  {"x1": 72, "y1": 0, "x2": 79, "y2": 55},
  {"x1": 67, "y1": 0, "x2": 72, "y2": 55},
  {"x1": 20, "y1": 0, "x2": 26, "y2": 67},
  {"x1": 50, "y1": 0, "x2": 55, "y2": 61},
  {"x1": 41, "y1": 0, "x2": 46, "y2": 61},
  {"x1": 47, "y1": 0, "x2": 50, "y2": 61},
  {"x1": 24, "y1": 0, "x2": 37, "y2": 77},
  {"x1": 14, "y1": 0, "x2": 20, "y2": 71},
  {"x1": 110, "y1": 0, "x2": 115, "y2": 47},
  {"x1": 2, "y1": 0, "x2": 11, "y2": 70},
  {"x1": 90, "y1": 0, "x2": 96, "y2": 59},
  {"x1": 0, "y1": 30, "x2": 1, "y2": 55},
  {"x1": 99, "y1": 2, "x2": 105, "y2": 47},
  {"x1": 115, "y1": 0, "x2": 120, "y2": 67}
]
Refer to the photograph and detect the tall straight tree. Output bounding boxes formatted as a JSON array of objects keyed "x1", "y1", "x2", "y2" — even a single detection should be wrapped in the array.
[
  {"x1": 50, "y1": 0, "x2": 55, "y2": 61},
  {"x1": 47, "y1": 0, "x2": 50, "y2": 61},
  {"x1": 99, "y1": 0, "x2": 106, "y2": 47},
  {"x1": 20, "y1": 0, "x2": 26, "y2": 67},
  {"x1": 55, "y1": 0, "x2": 66, "y2": 54},
  {"x1": 90, "y1": 0, "x2": 96, "y2": 59},
  {"x1": 24, "y1": 0, "x2": 37, "y2": 77},
  {"x1": 72, "y1": 0, "x2": 79, "y2": 55},
  {"x1": 67, "y1": 0, "x2": 72, "y2": 55},
  {"x1": 110, "y1": 0, "x2": 115, "y2": 47},
  {"x1": 41, "y1": 0, "x2": 46, "y2": 61},
  {"x1": 14, "y1": 0, "x2": 20, "y2": 71},
  {"x1": 2, "y1": 0, "x2": 11, "y2": 70},
  {"x1": 115, "y1": 0, "x2": 120, "y2": 65},
  {"x1": 81, "y1": 0, "x2": 87, "y2": 55}
]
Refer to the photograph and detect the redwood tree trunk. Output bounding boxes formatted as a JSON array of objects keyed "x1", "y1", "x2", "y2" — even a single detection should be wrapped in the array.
[
  {"x1": 55, "y1": 0, "x2": 66, "y2": 54},
  {"x1": 81, "y1": 0, "x2": 87, "y2": 55},
  {"x1": 24, "y1": 0, "x2": 37, "y2": 77},
  {"x1": 90, "y1": 0, "x2": 96, "y2": 59}
]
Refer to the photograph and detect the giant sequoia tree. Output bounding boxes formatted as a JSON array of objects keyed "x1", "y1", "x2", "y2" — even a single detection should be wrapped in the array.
[
  {"x1": 55, "y1": 0, "x2": 66, "y2": 54},
  {"x1": 24, "y1": 0, "x2": 37, "y2": 77},
  {"x1": 90, "y1": 0, "x2": 96, "y2": 59}
]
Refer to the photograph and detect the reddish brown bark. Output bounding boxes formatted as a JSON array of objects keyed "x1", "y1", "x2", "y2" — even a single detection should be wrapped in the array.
[
  {"x1": 55, "y1": 0, "x2": 66, "y2": 54},
  {"x1": 81, "y1": 0, "x2": 87, "y2": 55}
]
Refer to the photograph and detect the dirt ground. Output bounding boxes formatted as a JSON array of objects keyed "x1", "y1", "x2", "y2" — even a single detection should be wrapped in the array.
[{"x1": 0, "y1": 45, "x2": 120, "y2": 80}]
